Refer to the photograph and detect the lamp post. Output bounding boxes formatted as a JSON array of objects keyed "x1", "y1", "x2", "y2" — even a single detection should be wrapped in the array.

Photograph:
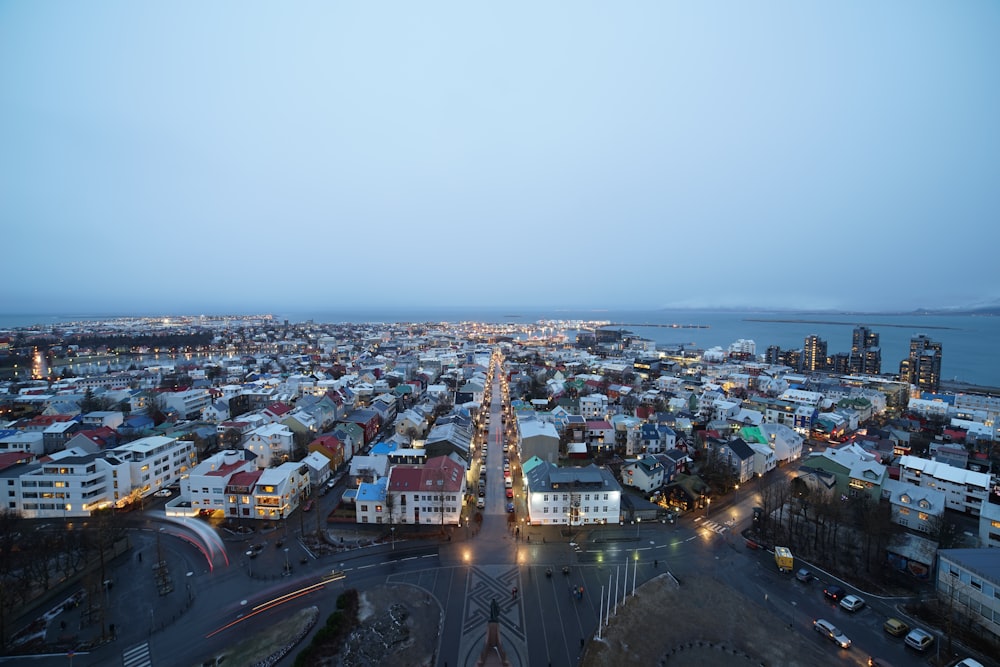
[
  {"x1": 391, "y1": 526, "x2": 396, "y2": 551},
  {"x1": 283, "y1": 547, "x2": 290, "y2": 576},
  {"x1": 635, "y1": 517, "x2": 641, "y2": 537}
]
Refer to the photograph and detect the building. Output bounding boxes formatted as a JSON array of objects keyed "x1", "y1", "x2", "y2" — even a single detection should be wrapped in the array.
[
  {"x1": 6, "y1": 435, "x2": 197, "y2": 519},
  {"x1": 980, "y1": 490, "x2": 1000, "y2": 548},
  {"x1": 849, "y1": 326, "x2": 881, "y2": 375},
  {"x1": 184, "y1": 449, "x2": 258, "y2": 516},
  {"x1": 798, "y1": 445, "x2": 886, "y2": 503},
  {"x1": 936, "y1": 549, "x2": 1000, "y2": 643},
  {"x1": 517, "y1": 419, "x2": 560, "y2": 464},
  {"x1": 803, "y1": 335, "x2": 827, "y2": 372},
  {"x1": 244, "y1": 423, "x2": 295, "y2": 469},
  {"x1": 523, "y1": 460, "x2": 622, "y2": 526},
  {"x1": 897, "y1": 455, "x2": 990, "y2": 516},
  {"x1": 620, "y1": 455, "x2": 664, "y2": 493},
  {"x1": 899, "y1": 335, "x2": 942, "y2": 394},
  {"x1": 383, "y1": 455, "x2": 466, "y2": 525},
  {"x1": 881, "y1": 478, "x2": 946, "y2": 535}
]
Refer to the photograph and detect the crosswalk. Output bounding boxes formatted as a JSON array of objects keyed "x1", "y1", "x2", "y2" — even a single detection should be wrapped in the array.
[
  {"x1": 122, "y1": 641, "x2": 152, "y2": 667},
  {"x1": 696, "y1": 519, "x2": 730, "y2": 535}
]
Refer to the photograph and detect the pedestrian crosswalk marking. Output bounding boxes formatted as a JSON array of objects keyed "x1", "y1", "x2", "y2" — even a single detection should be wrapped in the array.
[
  {"x1": 702, "y1": 520, "x2": 728, "y2": 535},
  {"x1": 122, "y1": 641, "x2": 152, "y2": 667}
]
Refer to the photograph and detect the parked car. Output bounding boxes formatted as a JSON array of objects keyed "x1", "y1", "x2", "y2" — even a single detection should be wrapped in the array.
[
  {"x1": 505, "y1": 502, "x2": 514, "y2": 513},
  {"x1": 476, "y1": 498, "x2": 485, "y2": 509},
  {"x1": 813, "y1": 618, "x2": 851, "y2": 649},
  {"x1": 839, "y1": 595, "x2": 865, "y2": 612},
  {"x1": 882, "y1": 618, "x2": 909, "y2": 637},
  {"x1": 505, "y1": 488, "x2": 513, "y2": 498},
  {"x1": 795, "y1": 568, "x2": 813, "y2": 583},
  {"x1": 154, "y1": 489, "x2": 172, "y2": 498},
  {"x1": 302, "y1": 499, "x2": 314, "y2": 512},
  {"x1": 823, "y1": 585, "x2": 846, "y2": 602},
  {"x1": 954, "y1": 659, "x2": 985, "y2": 667},
  {"x1": 904, "y1": 628, "x2": 934, "y2": 651}
]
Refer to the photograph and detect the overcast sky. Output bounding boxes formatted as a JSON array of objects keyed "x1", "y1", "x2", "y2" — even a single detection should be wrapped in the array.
[{"x1": 2, "y1": 1, "x2": 998, "y2": 316}]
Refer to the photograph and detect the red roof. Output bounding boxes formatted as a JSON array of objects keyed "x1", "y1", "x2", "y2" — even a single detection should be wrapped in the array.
[
  {"x1": 0, "y1": 451, "x2": 33, "y2": 470},
  {"x1": 226, "y1": 470, "x2": 262, "y2": 489},
  {"x1": 208, "y1": 459, "x2": 251, "y2": 477},
  {"x1": 586, "y1": 420, "x2": 613, "y2": 429},
  {"x1": 421, "y1": 456, "x2": 465, "y2": 492},
  {"x1": 26, "y1": 415, "x2": 74, "y2": 427},
  {"x1": 310, "y1": 435, "x2": 343, "y2": 454},
  {"x1": 265, "y1": 402, "x2": 292, "y2": 417}
]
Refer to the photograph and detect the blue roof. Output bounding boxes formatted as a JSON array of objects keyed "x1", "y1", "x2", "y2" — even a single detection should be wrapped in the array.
[
  {"x1": 356, "y1": 477, "x2": 387, "y2": 502},
  {"x1": 370, "y1": 441, "x2": 398, "y2": 455}
]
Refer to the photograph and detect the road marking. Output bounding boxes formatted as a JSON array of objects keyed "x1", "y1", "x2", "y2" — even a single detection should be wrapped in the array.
[
  {"x1": 401, "y1": 556, "x2": 417, "y2": 561},
  {"x1": 358, "y1": 563, "x2": 377, "y2": 569},
  {"x1": 685, "y1": 536, "x2": 696, "y2": 542},
  {"x1": 421, "y1": 553, "x2": 436, "y2": 558},
  {"x1": 122, "y1": 641, "x2": 152, "y2": 667}
]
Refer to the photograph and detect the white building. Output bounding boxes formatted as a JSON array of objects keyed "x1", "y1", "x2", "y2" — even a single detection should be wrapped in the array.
[
  {"x1": 160, "y1": 388, "x2": 213, "y2": 420},
  {"x1": 936, "y1": 549, "x2": 1000, "y2": 643},
  {"x1": 245, "y1": 423, "x2": 295, "y2": 468},
  {"x1": 898, "y1": 455, "x2": 991, "y2": 516},
  {"x1": 523, "y1": 459, "x2": 621, "y2": 526},
  {"x1": 183, "y1": 449, "x2": 257, "y2": 516},
  {"x1": 578, "y1": 394, "x2": 609, "y2": 420},
  {"x1": 6, "y1": 436, "x2": 197, "y2": 519},
  {"x1": 747, "y1": 441, "x2": 777, "y2": 476},
  {"x1": 758, "y1": 423, "x2": 805, "y2": 462},
  {"x1": 881, "y1": 478, "x2": 946, "y2": 535},
  {"x1": 383, "y1": 456, "x2": 466, "y2": 525}
]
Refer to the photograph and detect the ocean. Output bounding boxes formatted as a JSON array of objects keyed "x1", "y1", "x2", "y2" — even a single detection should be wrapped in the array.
[{"x1": 2, "y1": 309, "x2": 998, "y2": 388}]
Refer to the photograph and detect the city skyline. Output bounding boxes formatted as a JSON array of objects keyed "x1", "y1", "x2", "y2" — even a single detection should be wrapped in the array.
[{"x1": 2, "y1": 1, "x2": 999, "y2": 315}]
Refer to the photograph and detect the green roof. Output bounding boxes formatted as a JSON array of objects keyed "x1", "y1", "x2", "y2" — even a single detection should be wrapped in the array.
[{"x1": 739, "y1": 426, "x2": 767, "y2": 444}]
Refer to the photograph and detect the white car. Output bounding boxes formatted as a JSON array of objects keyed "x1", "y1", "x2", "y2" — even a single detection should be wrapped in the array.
[
  {"x1": 839, "y1": 595, "x2": 865, "y2": 612},
  {"x1": 813, "y1": 618, "x2": 851, "y2": 649},
  {"x1": 153, "y1": 489, "x2": 172, "y2": 498},
  {"x1": 476, "y1": 498, "x2": 485, "y2": 509}
]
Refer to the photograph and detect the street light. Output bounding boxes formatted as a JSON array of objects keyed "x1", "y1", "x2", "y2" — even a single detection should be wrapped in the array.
[
  {"x1": 283, "y1": 547, "x2": 290, "y2": 576},
  {"x1": 635, "y1": 517, "x2": 641, "y2": 537},
  {"x1": 391, "y1": 526, "x2": 396, "y2": 551}
]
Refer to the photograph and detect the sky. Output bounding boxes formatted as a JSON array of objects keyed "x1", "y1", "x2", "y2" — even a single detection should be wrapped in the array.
[{"x1": 2, "y1": 1, "x2": 999, "y2": 316}]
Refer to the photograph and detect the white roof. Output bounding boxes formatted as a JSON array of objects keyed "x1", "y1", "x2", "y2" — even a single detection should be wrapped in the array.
[{"x1": 899, "y1": 455, "x2": 991, "y2": 489}]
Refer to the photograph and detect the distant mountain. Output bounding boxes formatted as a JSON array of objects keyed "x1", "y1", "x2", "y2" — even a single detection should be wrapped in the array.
[{"x1": 913, "y1": 304, "x2": 1000, "y2": 316}]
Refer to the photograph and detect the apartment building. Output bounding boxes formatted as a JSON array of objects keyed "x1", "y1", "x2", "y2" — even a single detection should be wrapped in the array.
[
  {"x1": 898, "y1": 455, "x2": 991, "y2": 516},
  {"x1": 523, "y1": 460, "x2": 622, "y2": 526}
]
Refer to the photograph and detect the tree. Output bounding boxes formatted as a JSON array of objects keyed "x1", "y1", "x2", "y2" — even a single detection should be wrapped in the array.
[
  {"x1": 146, "y1": 392, "x2": 167, "y2": 425},
  {"x1": 222, "y1": 428, "x2": 243, "y2": 450}
]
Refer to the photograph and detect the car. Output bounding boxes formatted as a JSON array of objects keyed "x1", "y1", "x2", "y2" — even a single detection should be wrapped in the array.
[
  {"x1": 153, "y1": 489, "x2": 172, "y2": 497},
  {"x1": 839, "y1": 595, "x2": 865, "y2": 612},
  {"x1": 505, "y1": 488, "x2": 513, "y2": 498},
  {"x1": 302, "y1": 499, "x2": 314, "y2": 512},
  {"x1": 823, "y1": 585, "x2": 846, "y2": 602},
  {"x1": 954, "y1": 659, "x2": 985, "y2": 667},
  {"x1": 813, "y1": 618, "x2": 851, "y2": 649},
  {"x1": 904, "y1": 628, "x2": 934, "y2": 651},
  {"x1": 795, "y1": 568, "x2": 813, "y2": 583},
  {"x1": 506, "y1": 502, "x2": 515, "y2": 513},
  {"x1": 883, "y1": 618, "x2": 909, "y2": 637},
  {"x1": 476, "y1": 498, "x2": 485, "y2": 509},
  {"x1": 478, "y1": 489, "x2": 485, "y2": 497}
]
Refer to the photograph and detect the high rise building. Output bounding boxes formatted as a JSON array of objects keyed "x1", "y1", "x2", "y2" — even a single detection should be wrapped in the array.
[
  {"x1": 849, "y1": 326, "x2": 881, "y2": 375},
  {"x1": 899, "y1": 334, "x2": 942, "y2": 393},
  {"x1": 803, "y1": 335, "x2": 828, "y2": 371}
]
